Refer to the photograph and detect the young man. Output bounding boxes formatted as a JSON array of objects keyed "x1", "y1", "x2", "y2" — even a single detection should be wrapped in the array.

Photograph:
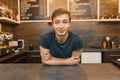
[{"x1": 40, "y1": 8, "x2": 83, "y2": 65}]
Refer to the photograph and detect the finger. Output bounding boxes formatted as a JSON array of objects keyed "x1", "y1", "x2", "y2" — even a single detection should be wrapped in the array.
[
  {"x1": 41, "y1": 53, "x2": 50, "y2": 58},
  {"x1": 41, "y1": 51, "x2": 49, "y2": 55},
  {"x1": 40, "y1": 46, "x2": 50, "y2": 52}
]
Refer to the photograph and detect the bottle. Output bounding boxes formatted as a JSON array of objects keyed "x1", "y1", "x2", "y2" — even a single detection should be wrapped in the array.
[
  {"x1": 29, "y1": 44, "x2": 34, "y2": 50},
  {"x1": 112, "y1": 41, "x2": 115, "y2": 49},
  {"x1": 102, "y1": 37, "x2": 107, "y2": 49},
  {"x1": 107, "y1": 39, "x2": 112, "y2": 49},
  {"x1": 105, "y1": 36, "x2": 112, "y2": 49},
  {"x1": 102, "y1": 41, "x2": 107, "y2": 49}
]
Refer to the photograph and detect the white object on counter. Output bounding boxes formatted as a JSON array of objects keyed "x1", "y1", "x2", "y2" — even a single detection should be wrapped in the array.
[
  {"x1": 9, "y1": 41, "x2": 18, "y2": 47},
  {"x1": 81, "y1": 52, "x2": 102, "y2": 63}
]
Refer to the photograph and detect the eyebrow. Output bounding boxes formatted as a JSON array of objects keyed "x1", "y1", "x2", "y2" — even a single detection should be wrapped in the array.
[{"x1": 53, "y1": 19, "x2": 69, "y2": 21}]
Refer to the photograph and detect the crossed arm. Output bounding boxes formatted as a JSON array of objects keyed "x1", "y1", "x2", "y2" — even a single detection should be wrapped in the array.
[{"x1": 39, "y1": 46, "x2": 83, "y2": 65}]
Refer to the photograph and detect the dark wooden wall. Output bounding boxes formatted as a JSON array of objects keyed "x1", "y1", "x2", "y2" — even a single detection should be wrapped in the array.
[{"x1": 4, "y1": 21, "x2": 119, "y2": 50}]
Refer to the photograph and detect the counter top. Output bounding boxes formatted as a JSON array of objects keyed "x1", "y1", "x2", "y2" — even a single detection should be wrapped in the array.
[
  {"x1": 27, "y1": 48, "x2": 120, "y2": 53},
  {"x1": 1, "y1": 48, "x2": 120, "y2": 63},
  {"x1": 0, "y1": 63, "x2": 119, "y2": 80},
  {"x1": 0, "y1": 50, "x2": 27, "y2": 62},
  {"x1": 84, "y1": 48, "x2": 120, "y2": 52}
]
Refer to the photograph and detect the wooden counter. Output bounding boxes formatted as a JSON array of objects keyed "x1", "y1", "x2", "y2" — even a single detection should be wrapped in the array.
[
  {"x1": 27, "y1": 48, "x2": 120, "y2": 52},
  {"x1": 0, "y1": 48, "x2": 120, "y2": 63},
  {"x1": 0, "y1": 63, "x2": 119, "y2": 80},
  {"x1": 0, "y1": 51, "x2": 27, "y2": 63}
]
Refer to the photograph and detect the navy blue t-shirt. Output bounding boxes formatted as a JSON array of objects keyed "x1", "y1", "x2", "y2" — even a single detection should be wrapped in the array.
[{"x1": 41, "y1": 31, "x2": 83, "y2": 58}]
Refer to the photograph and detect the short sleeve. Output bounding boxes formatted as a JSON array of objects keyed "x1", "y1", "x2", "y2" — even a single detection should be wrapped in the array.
[
  {"x1": 72, "y1": 36, "x2": 83, "y2": 51},
  {"x1": 41, "y1": 34, "x2": 50, "y2": 49}
]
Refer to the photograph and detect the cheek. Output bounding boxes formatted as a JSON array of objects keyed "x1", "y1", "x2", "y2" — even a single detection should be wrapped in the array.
[
  {"x1": 52, "y1": 24, "x2": 56, "y2": 29},
  {"x1": 66, "y1": 24, "x2": 71, "y2": 29}
]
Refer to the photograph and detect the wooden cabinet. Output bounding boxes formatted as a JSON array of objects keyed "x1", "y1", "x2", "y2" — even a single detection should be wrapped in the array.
[
  {"x1": 1, "y1": 52, "x2": 27, "y2": 63},
  {"x1": 0, "y1": 51, "x2": 41, "y2": 63},
  {"x1": 27, "y1": 51, "x2": 41, "y2": 63},
  {"x1": 10, "y1": 53, "x2": 27, "y2": 63},
  {"x1": 102, "y1": 51, "x2": 120, "y2": 63}
]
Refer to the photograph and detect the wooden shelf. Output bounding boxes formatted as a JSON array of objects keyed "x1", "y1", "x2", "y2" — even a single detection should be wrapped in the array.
[
  {"x1": 20, "y1": 19, "x2": 99, "y2": 23},
  {"x1": 99, "y1": 19, "x2": 120, "y2": 22},
  {"x1": 0, "y1": 17, "x2": 20, "y2": 24},
  {"x1": 0, "y1": 0, "x2": 20, "y2": 24}
]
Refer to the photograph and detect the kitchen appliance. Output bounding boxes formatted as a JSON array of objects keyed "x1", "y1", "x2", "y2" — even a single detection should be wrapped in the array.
[
  {"x1": 0, "y1": 46, "x2": 17, "y2": 57},
  {"x1": 18, "y1": 39, "x2": 24, "y2": 49},
  {"x1": 9, "y1": 41, "x2": 18, "y2": 47},
  {"x1": 0, "y1": 32, "x2": 13, "y2": 46}
]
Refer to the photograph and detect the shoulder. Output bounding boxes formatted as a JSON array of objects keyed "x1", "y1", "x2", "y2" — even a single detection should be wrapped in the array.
[
  {"x1": 69, "y1": 32, "x2": 83, "y2": 50},
  {"x1": 70, "y1": 32, "x2": 82, "y2": 41},
  {"x1": 43, "y1": 31, "x2": 55, "y2": 39},
  {"x1": 41, "y1": 31, "x2": 55, "y2": 49}
]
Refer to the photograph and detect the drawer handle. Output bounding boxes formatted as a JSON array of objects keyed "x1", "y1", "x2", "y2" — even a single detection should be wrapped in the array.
[
  {"x1": 13, "y1": 59, "x2": 20, "y2": 63},
  {"x1": 13, "y1": 57, "x2": 25, "y2": 63},
  {"x1": 20, "y1": 57, "x2": 25, "y2": 60}
]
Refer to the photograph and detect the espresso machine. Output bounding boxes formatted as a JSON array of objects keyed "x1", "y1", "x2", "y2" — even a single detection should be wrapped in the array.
[{"x1": 0, "y1": 32, "x2": 17, "y2": 57}]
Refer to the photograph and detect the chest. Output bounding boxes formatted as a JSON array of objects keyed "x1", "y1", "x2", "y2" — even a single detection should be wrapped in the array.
[{"x1": 49, "y1": 39, "x2": 74, "y2": 58}]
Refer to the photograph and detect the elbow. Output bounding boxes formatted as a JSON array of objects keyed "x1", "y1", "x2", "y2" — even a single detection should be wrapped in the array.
[
  {"x1": 41, "y1": 59, "x2": 48, "y2": 65},
  {"x1": 76, "y1": 61, "x2": 80, "y2": 64},
  {"x1": 73, "y1": 60, "x2": 80, "y2": 65},
  {"x1": 41, "y1": 59, "x2": 50, "y2": 65}
]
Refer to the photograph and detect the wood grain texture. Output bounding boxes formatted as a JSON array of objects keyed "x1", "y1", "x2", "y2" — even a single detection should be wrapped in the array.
[
  {"x1": 2, "y1": 21, "x2": 120, "y2": 50},
  {"x1": 0, "y1": 63, "x2": 119, "y2": 80}
]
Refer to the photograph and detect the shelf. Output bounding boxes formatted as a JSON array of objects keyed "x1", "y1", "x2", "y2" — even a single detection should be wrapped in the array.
[
  {"x1": 99, "y1": 19, "x2": 120, "y2": 22},
  {"x1": 0, "y1": 17, "x2": 20, "y2": 24},
  {"x1": 20, "y1": 20, "x2": 51, "y2": 23},
  {"x1": 0, "y1": 0, "x2": 20, "y2": 24}
]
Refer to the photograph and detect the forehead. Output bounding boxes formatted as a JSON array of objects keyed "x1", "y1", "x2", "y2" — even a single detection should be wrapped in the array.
[{"x1": 53, "y1": 14, "x2": 69, "y2": 21}]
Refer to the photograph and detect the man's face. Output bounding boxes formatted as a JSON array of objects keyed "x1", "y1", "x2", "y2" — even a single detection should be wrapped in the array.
[{"x1": 52, "y1": 14, "x2": 71, "y2": 36}]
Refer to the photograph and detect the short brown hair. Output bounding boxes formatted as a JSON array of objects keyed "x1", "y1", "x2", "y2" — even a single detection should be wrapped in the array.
[{"x1": 51, "y1": 8, "x2": 71, "y2": 22}]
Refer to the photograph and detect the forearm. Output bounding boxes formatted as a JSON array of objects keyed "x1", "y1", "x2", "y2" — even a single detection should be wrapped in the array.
[
  {"x1": 40, "y1": 46, "x2": 82, "y2": 66},
  {"x1": 42, "y1": 58, "x2": 66, "y2": 66},
  {"x1": 42, "y1": 56, "x2": 80, "y2": 66}
]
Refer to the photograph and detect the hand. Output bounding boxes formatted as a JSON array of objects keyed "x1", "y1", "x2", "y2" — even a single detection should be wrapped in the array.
[
  {"x1": 40, "y1": 46, "x2": 51, "y2": 61},
  {"x1": 68, "y1": 57, "x2": 80, "y2": 65},
  {"x1": 41, "y1": 52, "x2": 51, "y2": 61}
]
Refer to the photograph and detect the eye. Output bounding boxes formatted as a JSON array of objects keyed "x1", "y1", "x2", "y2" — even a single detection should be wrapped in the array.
[
  {"x1": 63, "y1": 20, "x2": 69, "y2": 24},
  {"x1": 54, "y1": 20, "x2": 60, "y2": 24}
]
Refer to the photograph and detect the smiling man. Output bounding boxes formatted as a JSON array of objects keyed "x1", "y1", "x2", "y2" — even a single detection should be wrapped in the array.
[{"x1": 40, "y1": 8, "x2": 83, "y2": 65}]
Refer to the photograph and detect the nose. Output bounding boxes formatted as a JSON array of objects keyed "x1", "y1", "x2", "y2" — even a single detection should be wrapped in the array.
[{"x1": 59, "y1": 22, "x2": 63, "y2": 28}]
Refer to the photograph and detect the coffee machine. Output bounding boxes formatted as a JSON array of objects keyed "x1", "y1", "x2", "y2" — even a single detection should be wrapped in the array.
[
  {"x1": 0, "y1": 32, "x2": 24, "y2": 57},
  {"x1": 0, "y1": 32, "x2": 17, "y2": 57}
]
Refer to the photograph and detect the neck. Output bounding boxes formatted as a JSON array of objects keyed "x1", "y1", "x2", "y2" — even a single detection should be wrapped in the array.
[{"x1": 56, "y1": 33, "x2": 68, "y2": 43}]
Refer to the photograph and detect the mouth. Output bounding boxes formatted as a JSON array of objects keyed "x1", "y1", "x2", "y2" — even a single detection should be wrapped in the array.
[{"x1": 57, "y1": 30, "x2": 65, "y2": 33}]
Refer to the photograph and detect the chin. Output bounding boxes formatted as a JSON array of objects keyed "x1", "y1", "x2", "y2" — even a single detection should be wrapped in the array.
[{"x1": 58, "y1": 33, "x2": 66, "y2": 36}]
